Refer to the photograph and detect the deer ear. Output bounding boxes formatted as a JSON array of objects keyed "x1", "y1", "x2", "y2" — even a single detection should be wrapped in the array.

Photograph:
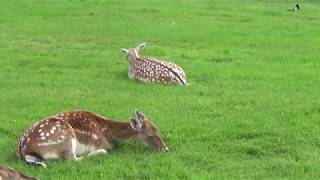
[
  {"x1": 130, "y1": 118, "x2": 142, "y2": 130},
  {"x1": 121, "y1": 48, "x2": 128, "y2": 55},
  {"x1": 135, "y1": 110, "x2": 146, "y2": 121},
  {"x1": 136, "y1": 42, "x2": 146, "y2": 52}
]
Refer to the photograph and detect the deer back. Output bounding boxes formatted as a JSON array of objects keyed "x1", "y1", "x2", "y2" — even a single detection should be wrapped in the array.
[
  {"x1": 54, "y1": 111, "x2": 109, "y2": 148},
  {"x1": 16, "y1": 117, "x2": 76, "y2": 160},
  {"x1": 130, "y1": 57, "x2": 187, "y2": 85}
]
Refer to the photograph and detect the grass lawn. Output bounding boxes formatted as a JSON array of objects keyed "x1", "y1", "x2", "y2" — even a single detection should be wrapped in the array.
[{"x1": 1, "y1": 0, "x2": 320, "y2": 179}]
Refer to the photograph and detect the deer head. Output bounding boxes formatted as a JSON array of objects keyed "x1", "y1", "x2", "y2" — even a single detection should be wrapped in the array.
[
  {"x1": 121, "y1": 42, "x2": 146, "y2": 64},
  {"x1": 130, "y1": 110, "x2": 168, "y2": 152}
]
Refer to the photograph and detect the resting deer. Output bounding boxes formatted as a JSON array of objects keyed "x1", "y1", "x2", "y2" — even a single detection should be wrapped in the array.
[
  {"x1": 121, "y1": 42, "x2": 188, "y2": 85},
  {"x1": 0, "y1": 166, "x2": 38, "y2": 180},
  {"x1": 16, "y1": 110, "x2": 168, "y2": 168}
]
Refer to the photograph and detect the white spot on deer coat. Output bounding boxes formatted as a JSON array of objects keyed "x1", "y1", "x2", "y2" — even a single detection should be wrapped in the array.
[
  {"x1": 42, "y1": 153, "x2": 59, "y2": 160},
  {"x1": 37, "y1": 141, "x2": 64, "y2": 147},
  {"x1": 92, "y1": 134, "x2": 98, "y2": 140},
  {"x1": 74, "y1": 129, "x2": 91, "y2": 137}
]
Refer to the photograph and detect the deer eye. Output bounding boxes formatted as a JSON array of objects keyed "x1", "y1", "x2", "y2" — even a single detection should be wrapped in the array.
[{"x1": 147, "y1": 135, "x2": 155, "y2": 138}]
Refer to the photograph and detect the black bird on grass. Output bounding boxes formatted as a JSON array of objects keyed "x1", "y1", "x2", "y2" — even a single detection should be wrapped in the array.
[{"x1": 288, "y1": 4, "x2": 300, "y2": 11}]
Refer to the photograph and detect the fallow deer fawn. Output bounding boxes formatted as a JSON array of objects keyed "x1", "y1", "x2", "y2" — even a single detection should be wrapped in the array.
[
  {"x1": 0, "y1": 166, "x2": 38, "y2": 180},
  {"x1": 16, "y1": 110, "x2": 168, "y2": 168},
  {"x1": 121, "y1": 42, "x2": 188, "y2": 85}
]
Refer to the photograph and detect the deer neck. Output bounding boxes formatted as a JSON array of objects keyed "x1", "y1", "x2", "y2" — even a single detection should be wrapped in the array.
[
  {"x1": 102, "y1": 120, "x2": 139, "y2": 140},
  {"x1": 128, "y1": 50, "x2": 140, "y2": 64}
]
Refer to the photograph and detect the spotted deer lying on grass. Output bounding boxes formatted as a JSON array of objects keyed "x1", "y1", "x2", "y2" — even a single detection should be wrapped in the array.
[
  {"x1": 16, "y1": 110, "x2": 168, "y2": 168},
  {"x1": 121, "y1": 42, "x2": 188, "y2": 85},
  {"x1": 0, "y1": 166, "x2": 38, "y2": 180}
]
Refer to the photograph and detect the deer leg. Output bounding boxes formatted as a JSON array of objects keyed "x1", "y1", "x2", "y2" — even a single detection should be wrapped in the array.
[
  {"x1": 64, "y1": 147, "x2": 106, "y2": 160},
  {"x1": 62, "y1": 150, "x2": 83, "y2": 161},
  {"x1": 62, "y1": 138, "x2": 83, "y2": 161},
  {"x1": 86, "y1": 149, "x2": 107, "y2": 157},
  {"x1": 84, "y1": 139, "x2": 110, "y2": 157},
  {"x1": 25, "y1": 155, "x2": 47, "y2": 168}
]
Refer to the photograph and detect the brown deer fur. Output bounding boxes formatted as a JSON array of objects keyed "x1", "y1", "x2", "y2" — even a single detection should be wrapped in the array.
[
  {"x1": 0, "y1": 166, "x2": 37, "y2": 180},
  {"x1": 16, "y1": 110, "x2": 168, "y2": 167},
  {"x1": 122, "y1": 42, "x2": 188, "y2": 85}
]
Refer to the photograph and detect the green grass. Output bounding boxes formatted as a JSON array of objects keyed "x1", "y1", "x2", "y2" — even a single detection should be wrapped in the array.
[{"x1": 1, "y1": 0, "x2": 320, "y2": 179}]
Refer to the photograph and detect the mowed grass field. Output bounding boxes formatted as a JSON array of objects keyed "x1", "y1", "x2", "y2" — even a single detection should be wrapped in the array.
[{"x1": 1, "y1": 0, "x2": 320, "y2": 179}]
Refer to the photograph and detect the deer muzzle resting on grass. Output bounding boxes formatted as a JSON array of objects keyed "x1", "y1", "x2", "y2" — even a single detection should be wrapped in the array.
[
  {"x1": 16, "y1": 110, "x2": 168, "y2": 168},
  {"x1": 0, "y1": 166, "x2": 38, "y2": 180},
  {"x1": 121, "y1": 42, "x2": 188, "y2": 85}
]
